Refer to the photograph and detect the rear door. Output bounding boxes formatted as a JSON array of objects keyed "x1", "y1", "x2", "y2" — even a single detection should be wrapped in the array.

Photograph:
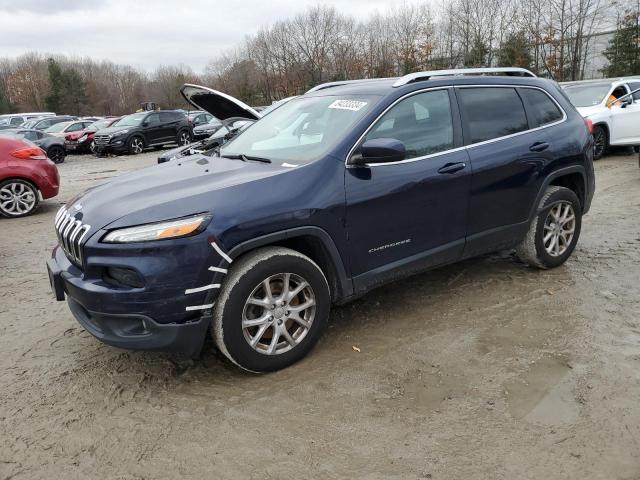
[
  {"x1": 610, "y1": 81, "x2": 640, "y2": 145},
  {"x1": 143, "y1": 113, "x2": 164, "y2": 144},
  {"x1": 345, "y1": 88, "x2": 470, "y2": 288},
  {"x1": 457, "y1": 85, "x2": 557, "y2": 257}
]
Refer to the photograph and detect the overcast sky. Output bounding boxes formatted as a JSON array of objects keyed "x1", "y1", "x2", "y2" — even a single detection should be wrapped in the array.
[{"x1": 0, "y1": 0, "x2": 406, "y2": 72}]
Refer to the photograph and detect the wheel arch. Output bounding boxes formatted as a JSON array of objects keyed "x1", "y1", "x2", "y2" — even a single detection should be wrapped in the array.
[
  {"x1": 227, "y1": 227, "x2": 353, "y2": 303},
  {"x1": 528, "y1": 166, "x2": 588, "y2": 222}
]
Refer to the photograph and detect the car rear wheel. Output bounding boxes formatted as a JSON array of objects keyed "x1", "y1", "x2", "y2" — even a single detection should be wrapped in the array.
[
  {"x1": 593, "y1": 125, "x2": 607, "y2": 160},
  {"x1": 212, "y1": 247, "x2": 330, "y2": 372},
  {"x1": 516, "y1": 186, "x2": 582, "y2": 269},
  {"x1": 127, "y1": 136, "x2": 144, "y2": 155},
  {"x1": 48, "y1": 145, "x2": 65, "y2": 164},
  {"x1": 0, "y1": 179, "x2": 39, "y2": 218},
  {"x1": 178, "y1": 130, "x2": 191, "y2": 146}
]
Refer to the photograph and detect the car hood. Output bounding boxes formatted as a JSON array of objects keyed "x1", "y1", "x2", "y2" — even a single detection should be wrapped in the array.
[
  {"x1": 95, "y1": 125, "x2": 135, "y2": 135},
  {"x1": 67, "y1": 154, "x2": 287, "y2": 233},
  {"x1": 575, "y1": 105, "x2": 603, "y2": 118},
  {"x1": 180, "y1": 84, "x2": 261, "y2": 121}
]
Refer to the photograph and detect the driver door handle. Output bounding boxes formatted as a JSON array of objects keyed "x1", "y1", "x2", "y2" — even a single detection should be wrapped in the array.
[{"x1": 437, "y1": 162, "x2": 466, "y2": 174}]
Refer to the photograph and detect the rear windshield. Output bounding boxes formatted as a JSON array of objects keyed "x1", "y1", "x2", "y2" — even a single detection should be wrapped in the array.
[
  {"x1": 563, "y1": 83, "x2": 611, "y2": 107},
  {"x1": 220, "y1": 94, "x2": 380, "y2": 165}
]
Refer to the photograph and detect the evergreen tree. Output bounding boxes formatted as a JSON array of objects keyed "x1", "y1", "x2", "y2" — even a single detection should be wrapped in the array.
[
  {"x1": 602, "y1": 7, "x2": 640, "y2": 77},
  {"x1": 44, "y1": 57, "x2": 64, "y2": 113},
  {"x1": 464, "y1": 37, "x2": 488, "y2": 67},
  {"x1": 498, "y1": 31, "x2": 532, "y2": 69}
]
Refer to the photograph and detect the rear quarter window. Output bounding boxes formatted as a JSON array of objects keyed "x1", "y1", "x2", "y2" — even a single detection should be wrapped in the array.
[
  {"x1": 458, "y1": 87, "x2": 528, "y2": 144},
  {"x1": 519, "y1": 88, "x2": 564, "y2": 127}
]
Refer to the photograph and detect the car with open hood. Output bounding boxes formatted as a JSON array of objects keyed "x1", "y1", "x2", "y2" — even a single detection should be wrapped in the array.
[
  {"x1": 157, "y1": 85, "x2": 292, "y2": 164},
  {"x1": 48, "y1": 68, "x2": 594, "y2": 373},
  {"x1": 561, "y1": 77, "x2": 640, "y2": 159}
]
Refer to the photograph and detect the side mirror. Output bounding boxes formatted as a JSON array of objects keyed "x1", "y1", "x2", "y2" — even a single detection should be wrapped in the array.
[{"x1": 350, "y1": 138, "x2": 406, "y2": 166}]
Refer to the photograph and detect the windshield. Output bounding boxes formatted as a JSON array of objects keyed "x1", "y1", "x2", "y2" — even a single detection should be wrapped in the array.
[
  {"x1": 220, "y1": 94, "x2": 379, "y2": 164},
  {"x1": 45, "y1": 122, "x2": 70, "y2": 133},
  {"x1": 88, "y1": 119, "x2": 111, "y2": 131},
  {"x1": 21, "y1": 120, "x2": 38, "y2": 129},
  {"x1": 0, "y1": 118, "x2": 10, "y2": 126},
  {"x1": 563, "y1": 83, "x2": 612, "y2": 107},
  {"x1": 113, "y1": 113, "x2": 146, "y2": 127}
]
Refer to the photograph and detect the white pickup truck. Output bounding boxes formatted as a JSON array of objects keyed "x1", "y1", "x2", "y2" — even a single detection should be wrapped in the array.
[{"x1": 561, "y1": 77, "x2": 640, "y2": 159}]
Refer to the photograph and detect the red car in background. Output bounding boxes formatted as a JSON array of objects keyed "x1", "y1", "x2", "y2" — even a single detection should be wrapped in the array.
[
  {"x1": 0, "y1": 137, "x2": 59, "y2": 218},
  {"x1": 64, "y1": 117, "x2": 120, "y2": 153}
]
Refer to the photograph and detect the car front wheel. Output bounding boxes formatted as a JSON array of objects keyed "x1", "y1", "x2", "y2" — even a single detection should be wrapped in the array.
[
  {"x1": 0, "y1": 179, "x2": 39, "y2": 218},
  {"x1": 593, "y1": 125, "x2": 607, "y2": 160},
  {"x1": 48, "y1": 145, "x2": 65, "y2": 164},
  {"x1": 516, "y1": 186, "x2": 582, "y2": 269},
  {"x1": 212, "y1": 247, "x2": 330, "y2": 372},
  {"x1": 127, "y1": 136, "x2": 145, "y2": 155},
  {"x1": 178, "y1": 130, "x2": 191, "y2": 146}
]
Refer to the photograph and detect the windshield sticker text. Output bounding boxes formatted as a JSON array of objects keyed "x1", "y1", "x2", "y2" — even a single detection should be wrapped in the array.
[{"x1": 329, "y1": 100, "x2": 368, "y2": 111}]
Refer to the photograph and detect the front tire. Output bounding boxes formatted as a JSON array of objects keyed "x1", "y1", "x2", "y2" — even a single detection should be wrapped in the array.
[
  {"x1": 0, "y1": 179, "x2": 39, "y2": 218},
  {"x1": 127, "y1": 136, "x2": 145, "y2": 155},
  {"x1": 212, "y1": 247, "x2": 330, "y2": 372},
  {"x1": 516, "y1": 186, "x2": 582, "y2": 269},
  {"x1": 592, "y1": 125, "x2": 607, "y2": 160}
]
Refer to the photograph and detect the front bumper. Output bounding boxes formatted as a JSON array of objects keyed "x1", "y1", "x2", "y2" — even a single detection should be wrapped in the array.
[
  {"x1": 94, "y1": 138, "x2": 128, "y2": 155},
  {"x1": 47, "y1": 236, "x2": 225, "y2": 356}
]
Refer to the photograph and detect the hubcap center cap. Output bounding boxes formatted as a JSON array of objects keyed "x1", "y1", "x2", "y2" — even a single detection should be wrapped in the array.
[{"x1": 273, "y1": 306, "x2": 286, "y2": 319}]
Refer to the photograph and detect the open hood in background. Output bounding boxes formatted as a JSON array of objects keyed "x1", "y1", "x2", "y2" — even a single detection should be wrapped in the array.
[{"x1": 180, "y1": 84, "x2": 262, "y2": 121}]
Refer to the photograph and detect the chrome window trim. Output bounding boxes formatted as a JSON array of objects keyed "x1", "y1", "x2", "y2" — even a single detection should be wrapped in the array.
[{"x1": 345, "y1": 84, "x2": 567, "y2": 168}]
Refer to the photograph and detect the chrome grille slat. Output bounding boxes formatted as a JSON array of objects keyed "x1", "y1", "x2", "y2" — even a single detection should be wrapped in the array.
[{"x1": 53, "y1": 206, "x2": 91, "y2": 267}]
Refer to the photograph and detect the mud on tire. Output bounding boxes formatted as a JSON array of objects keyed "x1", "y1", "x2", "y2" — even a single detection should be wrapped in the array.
[
  {"x1": 516, "y1": 186, "x2": 582, "y2": 269},
  {"x1": 212, "y1": 247, "x2": 330, "y2": 373}
]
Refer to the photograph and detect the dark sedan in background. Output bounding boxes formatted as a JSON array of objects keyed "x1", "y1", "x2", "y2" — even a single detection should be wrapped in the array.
[{"x1": 0, "y1": 129, "x2": 67, "y2": 164}]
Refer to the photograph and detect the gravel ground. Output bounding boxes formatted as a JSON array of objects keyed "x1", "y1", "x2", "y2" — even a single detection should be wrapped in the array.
[{"x1": 1, "y1": 148, "x2": 639, "y2": 480}]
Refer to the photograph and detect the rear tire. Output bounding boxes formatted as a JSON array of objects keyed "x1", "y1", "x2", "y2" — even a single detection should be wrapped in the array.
[
  {"x1": 592, "y1": 125, "x2": 607, "y2": 160},
  {"x1": 0, "y1": 179, "x2": 39, "y2": 218},
  {"x1": 177, "y1": 130, "x2": 191, "y2": 146},
  {"x1": 516, "y1": 186, "x2": 582, "y2": 269},
  {"x1": 47, "y1": 145, "x2": 65, "y2": 164},
  {"x1": 212, "y1": 247, "x2": 330, "y2": 373}
]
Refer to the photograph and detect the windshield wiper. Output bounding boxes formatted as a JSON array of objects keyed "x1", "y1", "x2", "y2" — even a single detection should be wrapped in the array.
[{"x1": 221, "y1": 153, "x2": 272, "y2": 164}]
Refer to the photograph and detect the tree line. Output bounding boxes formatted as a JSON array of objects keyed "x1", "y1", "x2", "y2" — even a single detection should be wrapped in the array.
[{"x1": 0, "y1": 0, "x2": 638, "y2": 115}]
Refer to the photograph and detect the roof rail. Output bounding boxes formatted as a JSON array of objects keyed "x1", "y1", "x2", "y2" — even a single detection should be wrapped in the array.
[
  {"x1": 306, "y1": 77, "x2": 396, "y2": 94},
  {"x1": 392, "y1": 67, "x2": 536, "y2": 88}
]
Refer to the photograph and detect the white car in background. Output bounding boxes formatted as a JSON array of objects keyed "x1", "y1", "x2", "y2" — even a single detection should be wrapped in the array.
[{"x1": 562, "y1": 77, "x2": 640, "y2": 159}]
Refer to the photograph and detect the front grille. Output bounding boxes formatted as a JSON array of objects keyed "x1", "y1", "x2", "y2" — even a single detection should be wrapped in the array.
[
  {"x1": 94, "y1": 134, "x2": 110, "y2": 146},
  {"x1": 54, "y1": 206, "x2": 91, "y2": 267}
]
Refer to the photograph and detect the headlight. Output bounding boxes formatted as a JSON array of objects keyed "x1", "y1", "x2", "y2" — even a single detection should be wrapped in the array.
[
  {"x1": 102, "y1": 214, "x2": 211, "y2": 243},
  {"x1": 78, "y1": 134, "x2": 88, "y2": 142},
  {"x1": 114, "y1": 129, "x2": 130, "y2": 136}
]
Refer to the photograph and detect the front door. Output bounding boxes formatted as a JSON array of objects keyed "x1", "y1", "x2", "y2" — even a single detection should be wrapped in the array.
[
  {"x1": 345, "y1": 88, "x2": 470, "y2": 291},
  {"x1": 610, "y1": 82, "x2": 640, "y2": 145}
]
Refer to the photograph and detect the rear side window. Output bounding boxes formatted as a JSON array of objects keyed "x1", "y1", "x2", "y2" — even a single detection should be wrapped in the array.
[
  {"x1": 159, "y1": 112, "x2": 174, "y2": 122},
  {"x1": 458, "y1": 87, "x2": 528, "y2": 144},
  {"x1": 519, "y1": 88, "x2": 563, "y2": 127},
  {"x1": 364, "y1": 89, "x2": 454, "y2": 159}
]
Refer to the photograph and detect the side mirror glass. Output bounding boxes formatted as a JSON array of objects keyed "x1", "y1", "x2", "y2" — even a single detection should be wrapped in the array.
[{"x1": 350, "y1": 138, "x2": 406, "y2": 166}]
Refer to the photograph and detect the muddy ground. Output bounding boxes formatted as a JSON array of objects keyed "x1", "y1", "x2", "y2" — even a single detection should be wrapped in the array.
[{"x1": 1, "y1": 149, "x2": 639, "y2": 480}]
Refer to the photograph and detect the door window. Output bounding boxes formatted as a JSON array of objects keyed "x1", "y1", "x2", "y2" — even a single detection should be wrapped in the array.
[
  {"x1": 627, "y1": 82, "x2": 640, "y2": 102},
  {"x1": 146, "y1": 113, "x2": 161, "y2": 125},
  {"x1": 363, "y1": 89, "x2": 454, "y2": 159},
  {"x1": 10, "y1": 117, "x2": 23, "y2": 126},
  {"x1": 458, "y1": 87, "x2": 528, "y2": 144},
  {"x1": 519, "y1": 88, "x2": 563, "y2": 127},
  {"x1": 67, "y1": 123, "x2": 84, "y2": 132}
]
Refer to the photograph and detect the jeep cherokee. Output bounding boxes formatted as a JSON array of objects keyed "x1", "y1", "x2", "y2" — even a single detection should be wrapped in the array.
[{"x1": 47, "y1": 68, "x2": 595, "y2": 372}]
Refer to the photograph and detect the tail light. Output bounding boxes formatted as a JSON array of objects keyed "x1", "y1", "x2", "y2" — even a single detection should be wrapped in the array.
[
  {"x1": 11, "y1": 146, "x2": 47, "y2": 160},
  {"x1": 585, "y1": 119, "x2": 593, "y2": 134}
]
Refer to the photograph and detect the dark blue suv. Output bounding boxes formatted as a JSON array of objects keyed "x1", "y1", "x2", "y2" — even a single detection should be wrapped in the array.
[{"x1": 47, "y1": 68, "x2": 595, "y2": 372}]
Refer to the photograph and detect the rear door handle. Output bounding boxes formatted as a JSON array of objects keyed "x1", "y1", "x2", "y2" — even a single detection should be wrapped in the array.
[
  {"x1": 529, "y1": 141, "x2": 549, "y2": 152},
  {"x1": 437, "y1": 162, "x2": 466, "y2": 174}
]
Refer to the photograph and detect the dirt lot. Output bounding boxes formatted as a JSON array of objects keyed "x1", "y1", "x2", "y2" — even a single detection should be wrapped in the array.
[{"x1": 1, "y1": 149, "x2": 639, "y2": 480}]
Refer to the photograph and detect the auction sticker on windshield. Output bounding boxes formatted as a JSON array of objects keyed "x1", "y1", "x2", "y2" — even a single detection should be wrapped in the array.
[{"x1": 329, "y1": 99, "x2": 368, "y2": 111}]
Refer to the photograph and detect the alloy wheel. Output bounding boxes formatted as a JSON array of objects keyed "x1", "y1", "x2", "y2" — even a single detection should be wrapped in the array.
[
  {"x1": 89, "y1": 140, "x2": 96, "y2": 153},
  {"x1": 242, "y1": 273, "x2": 316, "y2": 355},
  {"x1": 179, "y1": 132, "x2": 190, "y2": 146},
  {"x1": 543, "y1": 201, "x2": 575, "y2": 257},
  {"x1": 593, "y1": 128, "x2": 605, "y2": 159},
  {"x1": 49, "y1": 147, "x2": 64, "y2": 164},
  {"x1": 131, "y1": 138, "x2": 144, "y2": 154},
  {"x1": 0, "y1": 182, "x2": 37, "y2": 216}
]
